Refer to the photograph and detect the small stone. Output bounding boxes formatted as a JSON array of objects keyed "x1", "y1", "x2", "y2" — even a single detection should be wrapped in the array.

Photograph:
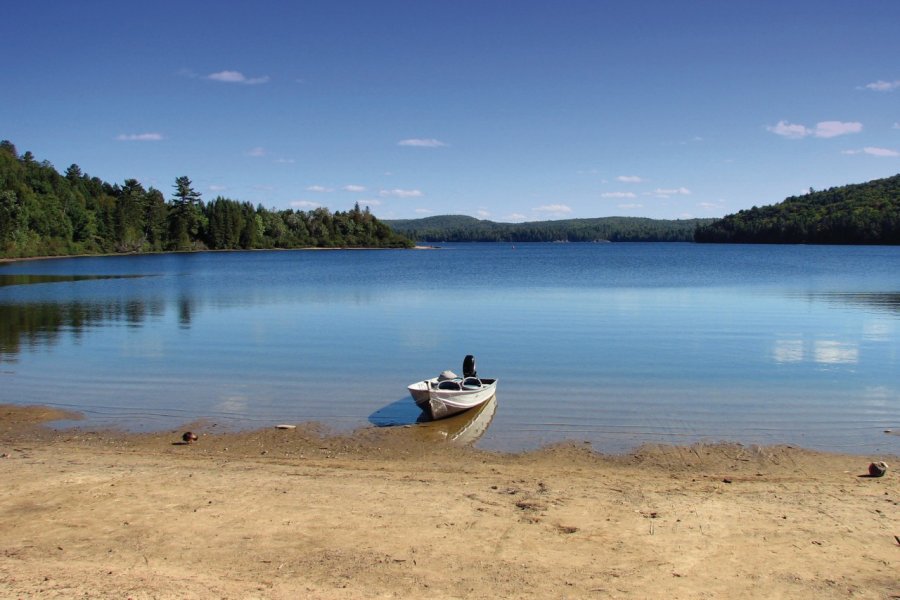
[{"x1": 868, "y1": 461, "x2": 888, "y2": 477}]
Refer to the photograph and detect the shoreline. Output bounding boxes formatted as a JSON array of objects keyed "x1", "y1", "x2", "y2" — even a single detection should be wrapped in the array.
[
  {"x1": 0, "y1": 245, "x2": 439, "y2": 265},
  {"x1": 1, "y1": 404, "x2": 897, "y2": 598}
]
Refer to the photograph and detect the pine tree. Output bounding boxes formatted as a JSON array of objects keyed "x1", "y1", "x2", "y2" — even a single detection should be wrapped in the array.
[{"x1": 169, "y1": 176, "x2": 202, "y2": 250}]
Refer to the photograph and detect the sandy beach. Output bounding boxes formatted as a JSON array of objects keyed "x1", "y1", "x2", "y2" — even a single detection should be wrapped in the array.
[{"x1": 0, "y1": 404, "x2": 897, "y2": 599}]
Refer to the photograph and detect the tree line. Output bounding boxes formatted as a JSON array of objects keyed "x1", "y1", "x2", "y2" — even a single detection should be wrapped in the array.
[
  {"x1": 385, "y1": 215, "x2": 712, "y2": 243},
  {"x1": 0, "y1": 140, "x2": 413, "y2": 259},
  {"x1": 694, "y1": 174, "x2": 900, "y2": 244}
]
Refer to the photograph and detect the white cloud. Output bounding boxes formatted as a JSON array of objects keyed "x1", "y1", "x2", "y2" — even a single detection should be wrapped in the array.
[
  {"x1": 617, "y1": 203, "x2": 643, "y2": 210},
  {"x1": 697, "y1": 201, "x2": 724, "y2": 210},
  {"x1": 533, "y1": 204, "x2": 572, "y2": 215},
  {"x1": 207, "y1": 70, "x2": 270, "y2": 85},
  {"x1": 616, "y1": 175, "x2": 643, "y2": 183},
  {"x1": 380, "y1": 188, "x2": 423, "y2": 198},
  {"x1": 209, "y1": 184, "x2": 227, "y2": 192},
  {"x1": 342, "y1": 184, "x2": 366, "y2": 192},
  {"x1": 814, "y1": 121, "x2": 863, "y2": 138},
  {"x1": 767, "y1": 120, "x2": 862, "y2": 139},
  {"x1": 306, "y1": 185, "x2": 333, "y2": 192},
  {"x1": 414, "y1": 208, "x2": 433, "y2": 214},
  {"x1": 893, "y1": 122, "x2": 900, "y2": 130},
  {"x1": 653, "y1": 187, "x2": 692, "y2": 197},
  {"x1": 506, "y1": 212, "x2": 527, "y2": 222},
  {"x1": 476, "y1": 209, "x2": 491, "y2": 219},
  {"x1": 767, "y1": 120, "x2": 811, "y2": 139},
  {"x1": 864, "y1": 79, "x2": 900, "y2": 92},
  {"x1": 246, "y1": 146, "x2": 266, "y2": 157},
  {"x1": 842, "y1": 147, "x2": 900, "y2": 157},
  {"x1": 398, "y1": 138, "x2": 447, "y2": 148},
  {"x1": 290, "y1": 200, "x2": 320, "y2": 209},
  {"x1": 275, "y1": 158, "x2": 295, "y2": 164},
  {"x1": 601, "y1": 192, "x2": 637, "y2": 198},
  {"x1": 115, "y1": 132, "x2": 163, "y2": 141}
]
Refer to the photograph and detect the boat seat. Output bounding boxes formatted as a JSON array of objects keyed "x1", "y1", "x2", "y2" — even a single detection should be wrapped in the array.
[
  {"x1": 437, "y1": 380, "x2": 462, "y2": 391},
  {"x1": 462, "y1": 377, "x2": 482, "y2": 389}
]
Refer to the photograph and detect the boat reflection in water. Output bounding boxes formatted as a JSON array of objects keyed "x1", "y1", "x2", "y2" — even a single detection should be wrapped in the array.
[{"x1": 414, "y1": 394, "x2": 497, "y2": 446}]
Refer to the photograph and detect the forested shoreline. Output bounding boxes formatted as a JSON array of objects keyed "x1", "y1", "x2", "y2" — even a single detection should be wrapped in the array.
[
  {"x1": 0, "y1": 141, "x2": 413, "y2": 259},
  {"x1": 5, "y1": 140, "x2": 899, "y2": 257},
  {"x1": 385, "y1": 214, "x2": 712, "y2": 243},
  {"x1": 695, "y1": 174, "x2": 900, "y2": 244}
]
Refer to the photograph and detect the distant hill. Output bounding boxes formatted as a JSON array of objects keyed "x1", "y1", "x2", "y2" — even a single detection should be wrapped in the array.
[
  {"x1": 694, "y1": 174, "x2": 900, "y2": 244},
  {"x1": 384, "y1": 215, "x2": 713, "y2": 243}
]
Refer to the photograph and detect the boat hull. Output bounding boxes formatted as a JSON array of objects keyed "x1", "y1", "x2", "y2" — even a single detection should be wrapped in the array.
[{"x1": 408, "y1": 378, "x2": 497, "y2": 420}]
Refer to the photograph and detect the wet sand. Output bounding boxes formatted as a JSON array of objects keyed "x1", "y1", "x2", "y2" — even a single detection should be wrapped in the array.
[{"x1": 0, "y1": 404, "x2": 897, "y2": 599}]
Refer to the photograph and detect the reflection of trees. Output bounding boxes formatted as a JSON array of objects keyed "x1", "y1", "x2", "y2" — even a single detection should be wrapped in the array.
[
  {"x1": 0, "y1": 274, "x2": 143, "y2": 287},
  {"x1": 178, "y1": 296, "x2": 193, "y2": 328},
  {"x1": 807, "y1": 292, "x2": 900, "y2": 315},
  {"x1": 0, "y1": 298, "x2": 166, "y2": 361}
]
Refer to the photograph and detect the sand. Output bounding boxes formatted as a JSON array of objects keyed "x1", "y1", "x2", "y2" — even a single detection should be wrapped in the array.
[{"x1": 0, "y1": 404, "x2": 897, "y2": 599}]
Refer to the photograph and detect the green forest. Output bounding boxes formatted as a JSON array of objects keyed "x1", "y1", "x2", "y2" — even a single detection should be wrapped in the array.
[
  {"x1": 694, "y1": 174, "x2": 900, "y2": 244},
  {"x1": 0, "y1": 141, "x2": 413, "y2": 259},
  {"x1": 385, "y1": 215, "x2": 712, "y2": 243},
  {"x1": 6, "y1": 139, "x2": 897, "y2": 255}
]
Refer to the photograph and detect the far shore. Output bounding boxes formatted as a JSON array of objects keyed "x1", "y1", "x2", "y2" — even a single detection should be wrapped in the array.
[{"x1": 1, "y1": 403, "x2": 897, "y2": 598}]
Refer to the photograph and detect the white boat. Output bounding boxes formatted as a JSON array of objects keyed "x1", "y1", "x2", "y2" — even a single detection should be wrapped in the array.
[{"x1": 408, "y1": 355, "x2": 497, "y2": 420}]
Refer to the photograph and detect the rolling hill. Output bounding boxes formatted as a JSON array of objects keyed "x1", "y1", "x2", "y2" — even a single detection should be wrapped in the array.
[
  {"x1": 694, "y1": 174, "x2": 900, "y2": 244},
  {"x1": 384, "y1": 215, "x2": 712, "y2": 243}
]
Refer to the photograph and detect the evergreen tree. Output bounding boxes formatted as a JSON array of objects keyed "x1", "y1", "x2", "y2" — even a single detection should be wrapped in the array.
[
  {"x1": 115, "y1": 179, "x2": 147, "y2": 251},
  {"x1": 169, "y1": 176, "x2": 202, "y2": 250},
  {"x1": 143, "y1": 188, "x2": 168, "y2": 251}
]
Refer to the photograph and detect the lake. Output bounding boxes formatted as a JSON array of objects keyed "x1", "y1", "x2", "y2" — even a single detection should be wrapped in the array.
[{"x1": 1, "y1": 243, "x2": 898, "y2": 455}]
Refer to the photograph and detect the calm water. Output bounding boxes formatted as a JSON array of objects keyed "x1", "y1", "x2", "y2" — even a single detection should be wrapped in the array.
[{"x1": 1, "y1": 243, "x2": 898, "y2": 455}]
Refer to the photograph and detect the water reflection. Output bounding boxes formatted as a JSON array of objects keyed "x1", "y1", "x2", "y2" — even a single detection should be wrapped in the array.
[
  {"x1": 772, "y1": 338, "x2": 860, "y2": 364},
  {"x1": 369, "y1": 395, "x2": 498, "y2": 446},
  {"x1": 416, "y1": 395, "x2": 498, "y2": 445},
  {"x1": 803, "y1": 292, "x2": 900, "y2": 315},
  {"x1": 178, "y1": 296, "x2": 193, "y2": 329},
  {"x1": 813, "y1": 340, "x2": 859, "y2": 364},
  {"x1": 862, "y1": 321, "x2": 892, "y2": 342},
  {"x1": 0, "y1": 298, "x2": 169, "y2": 360},
  {"x1": 0, "y1": 274, "x2": 145, "y2": 288},
  {"x1": 772, "y1": 339, "x2": 804, "y2": 363}
]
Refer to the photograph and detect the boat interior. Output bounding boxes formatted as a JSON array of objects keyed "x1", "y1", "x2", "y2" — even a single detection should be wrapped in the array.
[{"x1": 434, "y1": 377, "x2": 495, "y2": 391}]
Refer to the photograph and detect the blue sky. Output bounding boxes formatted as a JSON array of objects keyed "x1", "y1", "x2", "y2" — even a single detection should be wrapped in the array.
[{"x1": 2, "y1": 1, "x2": 898, "y2": 221}]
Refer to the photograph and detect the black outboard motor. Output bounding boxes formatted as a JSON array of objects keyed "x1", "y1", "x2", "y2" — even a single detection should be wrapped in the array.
[{"x1": 462, "y1": 354, "x2": 477, "y2": 378}]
